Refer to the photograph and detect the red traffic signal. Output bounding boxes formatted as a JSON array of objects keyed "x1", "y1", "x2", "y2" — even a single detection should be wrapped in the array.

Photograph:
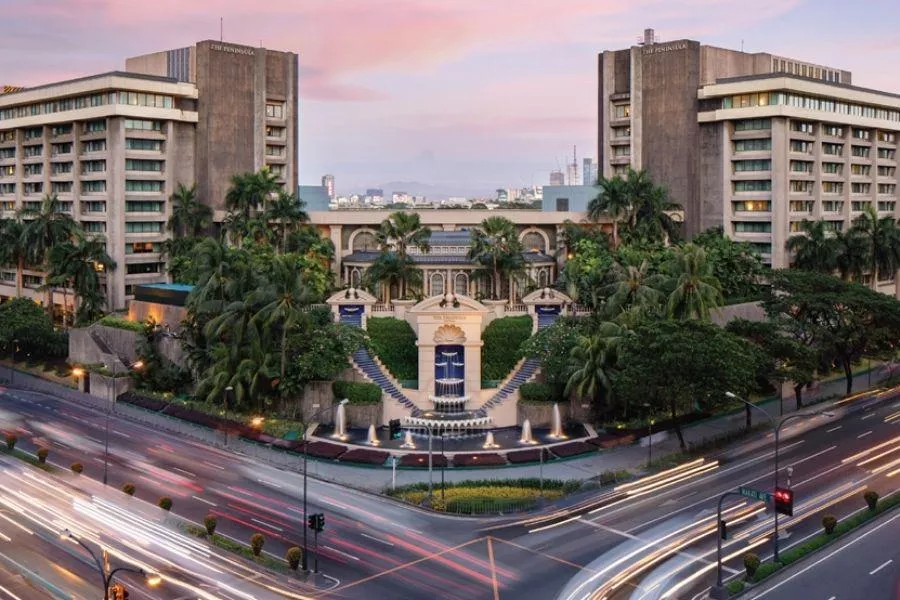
[{"x1": 773, "y1": 486, "x2": 794, "y2": 517}]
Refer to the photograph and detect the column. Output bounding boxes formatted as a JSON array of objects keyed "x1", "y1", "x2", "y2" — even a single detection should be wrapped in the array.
[{"x1": 329, "y1": 224, "x2": 342, "y2": 278}]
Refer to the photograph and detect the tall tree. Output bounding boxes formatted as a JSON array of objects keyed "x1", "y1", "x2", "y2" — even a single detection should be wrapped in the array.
[
  {"x1": 376, "y1": 211, "x2": 431, "y2": 299},
  {"x1": 850, "y1": 205, "x2": 900, "y2": 290},
  {"x1": 167, "y1": 183, "x2": 211, "y2": 238},
  {"x1": 566, "y1": 321, "x2": 626, "y2": 419},
  {"x1": 663, "y1": 243, "x2": 723, "y2": 321},
  {"x1": 224, "y1": 169, "x2": 280, "y2": 245},
  {"x1": 786, "y1": 219, "x2": 839, "y2": 273},
  {"x1": 693, "y1": 227, "x2": 764, "y2": 300},
  {"x1": 364, "y1": 253, "x2": 411, "y2": 304},
  {"x1": 265, "y1": 191, "x2": 309, "y2": 253},
  {"x1": 18, "y1": 194, "x2": 78, "y2": 315},
  {"x1": 0, "y1": 218, "x2": 25, "y2": 298},
  {"x1": 598, "y1": 258, "x2": 664, "y2": 321},
  {"x1": 467, "y1": 216, "x2": 524, "y2": 300},
  {"x1": 588, "y1": 175, "x2": 630, "y2": 249},
  {"x1": 48, "y1": 236, "x2": 116, "y2": 326},
  {"x1": 630, "y1": 184, "x2": 682, "y2": 244}
]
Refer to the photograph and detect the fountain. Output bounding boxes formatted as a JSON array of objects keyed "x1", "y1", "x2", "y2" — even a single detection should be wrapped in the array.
[
  {"x1": 483, "y1": 431, "x2": 499, "y2": 449},
  {"x1": 332, "y1": 402, "x2": 348, "y2": 441},
  {"x1": 520, "y1": 419, "x2": 536, "y2": 445},
  {"x1": 401, "y1": 430, "x2": 416, "y2": 449},
  {"x1": 549, "y1": 403, "x2": 566, "y2": 439},
  {"x1": 366, "y1": 424, "x2": 380, "y2": 446}
]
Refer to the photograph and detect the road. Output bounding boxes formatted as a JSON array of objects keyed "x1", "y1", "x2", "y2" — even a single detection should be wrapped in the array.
[
  {"x1": 0, "y1": 383, "x2": 898, "y2": 599},
  {"x1": 745, "y1": 509, "x2": 900, "y2": 600}
]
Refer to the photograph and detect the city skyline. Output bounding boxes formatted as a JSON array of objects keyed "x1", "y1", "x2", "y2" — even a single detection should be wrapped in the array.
[{"x1": 4, "y1": 0, "x2": 900, "y2": 192}]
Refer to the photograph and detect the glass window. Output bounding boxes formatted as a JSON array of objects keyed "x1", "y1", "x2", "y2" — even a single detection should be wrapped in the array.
[
  {"x1": 878, "y1": 148, "x2": 896, "y2": 160},
  {"x1": 23, "y1": 145, "x2": 42, "y2": 158},
  {"x1": 734, "y1": 139, "x2": 771, "y2": 152},
  {"x1": 265, "y1": 126, "x2": 285, "y2": 138},
  {"x1": 733, "y1": 159, "x2": 772, "y2": 172},
  {"x1": 51, "y1": 182, "x2": 73, "y2": 194},
  {"x1": 789, "y1": 161, "x2": 813, "y2": 173},
  {"x1": 82, "y1": 221, "x2": 106, "y2": 233},
  {"x1": 733, "y1": 222, "x2": 772, "y2": 233},
  {"x1": 125, "y1": 180, "x2": 164, "y2": 193},
  {"x1": 613, "y1": 104, "x2": 631, "y2": 119},
  {"x1": 877, "y1": 132, "x2": 896, "y2": 143},
  {"x1": 822, "y1": 182, "x2": 844, "y2": 194},
  {"x1": 265, "y1": 145, "x2": 285, "y2": 157},
  {"x1": 734, "y1": 180, "x2": 772, "y2": 192},
  {"x1": 613, "y1": 145, "x2": 631, "y2": 157},
  {"x1": 878, "y1": 184, "x2": 896, "y2": 195},
  {"x1": 265, "y1": 103, "x2": 284, "y2": 119},
  {"x1": 23, "y1": 127, "x2": 42, "y2": 140},
  {"x1": 125, "y1": 138, "x2": 163, "y2": 151},
  {"x1": 125, "y1": 201, "x2": 164, "y2": 212},
  {"x1": 851, "y1": 182, "x2": 871, "y2": 195},
  {"x1": 51, "y1": 162, "x2": 73, "y2": 175},
  {"x1": 878, "y1": 166, "x2": 896, "y2": 177},
  {"x1": 790, "y1": 140, "x2": 813, "y2": 153},
  {"x1": 822, "y1": 162, "x2": 843, "y2": 174},
  {"x1": 81, "y1": 160, "x2": 106, "y2": 174},
  {"x1": 852, "y1": 146, "x2": 871, "y2": 158},
  {"x1": 878, "y1": 201, "x2": 896, "y2": 212},
  {"x1": 81, "y1": 181, "x2": 107, "y2": 193},
  {"x1": 0, "y1": 148, "x2": 14, "y2": 159},
  {"x1": 790, "y1": 180, "x2": 813, "y2": 193},
  {"x1": 126, "y1": 262, "x2": 162, "y2": 274},
  {"x1": 23, "y1": 164, "x2": 42, "y2": 177},
  {"x1": 80, "y1": 201, "x2": 106, "y2": 213},
  {"x1": 791, "y1": 121, "x2": 815, "y2": 134},
  {"x1": 852, "y1": 201, "x2": 871, "y2": 212},
  {"x1": 81, "y1": 140, "x2": 107, "y2": 153},
  {"x1": 822, "y1": 143, "x2": 843, "y2": 156},
  {"x1": 851, "y1": 164, "x2": 872, "y2": 176},
  {"x1": 23, "y1": 182, "x2": 43, "y2": 195},
  {"x1": 126, "y1": 242, "x2": 159, "y2": 254},
  {"x1": 612, "y1": 126, "x2": 632, "y2": 138},
  {"x1": 789, "y1": 201, "x2": 814, "y2": 213},
  {"x1": 734, "y1": 119, "x2": 771, "y2": 131},
  {"x1": 124, "y1": 221, "x2": 162, "y2": 233},
  {"x1": 733, "y1": 201, "x2": 771, "y2": 212},
  {"x1": 822, "y1": 201, "x2": 844, "y2": 213},
  {"x1": 51, "y1": 142, "x2": 73, "y2": 156},
  {"x1": 0, "y1": 183, "x2": 15, "y2": 195},
  {"x1": 852, "y1": 128, "x2": 871, "y2": 140},
  {"x1": 823, "y1": 125, "x2": 844, "y2": 137},
  {"x1": 124, "y1": 119, "x2": 162, "y2": 132},
  {"x1": 0, "y1": 165, "x2": 13, "y2": 177},
  {"x1": 83, "y1": 120, "x2": 106, "y2": 133},
  {"x1": 50, "y1": 124, "x2": 73, "y2": 137},
  {"x1": 125, "y1": 159, "x2": 163, "y2": 172}
]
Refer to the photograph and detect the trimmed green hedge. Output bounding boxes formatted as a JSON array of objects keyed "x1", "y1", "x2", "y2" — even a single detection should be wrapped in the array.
[
  {"x1": 98, "y1": 315, "x2": 144, "y2": 332},
  {"x1": 367, "y1": 317, "x2": 417, "y2": 380},
  {"x1": 332, "y1": 380, "x2": 382, "y2": 405},
  {"x1": 481, "y1": 316, "x2": 533, "y2": 380},
  {"x1": 725, "y1": 580, "x2": 745, "y2": 595},
  {"x1": 519, "y1": 382, "x2": 553, "y2": 402}
]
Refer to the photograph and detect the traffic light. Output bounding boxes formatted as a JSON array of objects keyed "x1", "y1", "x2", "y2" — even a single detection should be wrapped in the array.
[
  {"x1": 316, "y1": 513, "x2": 325, "y2": 532},
  {"x1": 389, "y1": 419, "x2": 402, "y2": 440},
  {"x1": 773, "y1": 487, "x2": 794, "y2": 517},
  {"x1": 719, "y1": 519, "x2": 727, "y2": 540},
  {"x1": 307, "y1": 514, "x2": 316, "y2": 530}
]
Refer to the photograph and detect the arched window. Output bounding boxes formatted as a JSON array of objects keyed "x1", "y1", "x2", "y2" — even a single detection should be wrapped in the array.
[
  {"x1": 538, "y1": 269, "x2": 549, "y2": 287},
  {"x1": 353, "y1": 231, "x2": 378, "y2": 252},
  {"x1": 350, "y1": 269, "x2": 361, "y2": 288},
  {"x1": 522, "y1": 231, "x2": 546, "y2": 254},
  {"x1": 454, "y1": 272, "x2": 468, "y2": 296},
  {"x1": 430, "y1": 272, "x2": 445, "y2": 296}
]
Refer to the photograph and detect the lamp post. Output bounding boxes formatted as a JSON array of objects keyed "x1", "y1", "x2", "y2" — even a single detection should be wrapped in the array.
[
  {"x1": 440, "y1": 432, "x2": 446, "y2": 504},
  {"x1": 104, "y1": 360, "x2": 143, "y2": 486},
  {"x1": 302, "y1": 399, "x2": 347, "y2": 572},
  {"x1": 724, "y1": 392, "x2": 832, "y2": 563},
  {"x1": 9, "y1": 339, "x2": 17, "y2": 387},
  {"x1": 643, "y1": 402, "x2": 654, "y2": 469},
  {"x1": 61, "y1": 530, "x2": 161, "y2": 600}
]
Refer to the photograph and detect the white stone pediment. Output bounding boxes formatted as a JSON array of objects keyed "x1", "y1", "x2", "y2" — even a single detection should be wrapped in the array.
[
  {"x1": 521, "y1": 287, "x2": 572, "y2": 306},
  {"x1": 326, "y1": 287, "x2": 379, "y2": 306}
]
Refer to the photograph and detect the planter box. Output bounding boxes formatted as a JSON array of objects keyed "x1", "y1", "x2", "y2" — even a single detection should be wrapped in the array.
[
  {"x1": 339, "y1": 448, "x2": 389, "y2": 465},
  {"x1": 550, "y1": 441, "x2": 596, "y2": 458},
  {"x1": 452, "y1": 453, "x2": 506, "y2": 467},
  {"x1": 398, "y1": 453, "x2": 449, "y2": 468},
  {"x1": 506, "y1": 449, "x2": 545, "y2": 464}
]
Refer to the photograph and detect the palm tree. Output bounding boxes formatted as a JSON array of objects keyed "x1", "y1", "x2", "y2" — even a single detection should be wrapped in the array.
[
  {"x1": 196, "y1": 340, "x2": 273, "y2": 412},
  {"x1": 190, "y1": 239, "x2": 241, "y2": 316},
  {"x1": 376, "y1": 211, "x2": 431, "y2": 298},
  {"x1": 265, "y1": 191, "x2": 309, "y2": 252},
  {"x1": 850, "y1": 205, "x2": 900, "y2": 290},
  {"x1": 467, "y1": 216, "x2": 524, "y2": 300},
  {"x1": 253, "y1": 255, "x2": 311, "y2": 383},
  {"x1": 599, "y1": 259, "x2": 664, "y2": 320},
  {"x1": 48, "y1": 237, "x2": 116, "y2": 326},
  {"x1": 834, "y1": 228, "x2": 868, "y2": 282},
  {"x1": 623, "y1": 169, "x2": 656, "y2": 229},
  {"x1": 786, "y1": 219, "x2": 839, "y2": 273},
  {"x1": 0, "y1": 218, "x2": 25, "y2": 297},
  {"x1": 18, "y1": 194, "x2": 78, "y2": 315},
  {"x1": 168, "y1": 183, "x2": 211, "y2": 238},
  {"x1": 664, "y1": 244, "x2": 723, "y2": 321},
  {"x1": 566, "y1": 321, "x2": 625, "y2": 418},
  {"x1": 631, "y1": 185, "x2": 681, "y2": 244},
  {"x1": 588, "y1": 175, "x2": 630, "y2": 248},
  {"x1": 364, "y1": 253, "x2": 408, "y2": 303},
  {"x1": 224, "y1": 169, "x2": 280, "y2": 245}
]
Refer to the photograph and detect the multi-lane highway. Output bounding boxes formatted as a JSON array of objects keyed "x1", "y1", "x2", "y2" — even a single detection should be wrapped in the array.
[{"x1": 0, "y1": 381, "x2": 898, "y2": 599}]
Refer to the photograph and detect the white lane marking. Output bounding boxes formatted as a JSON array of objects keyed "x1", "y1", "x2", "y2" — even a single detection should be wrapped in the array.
[
  {"x1": 250, "y1": 517, "x2": 283, "y2": 532},
  {"x1": 0, "y1": 585, "x2": 24, "y2": 600},
  {"x1": 257, "y1": 478, "x2": 282, "y2": 488},
  {"x1": 174, "y1": 467, "x2": 196, "y2": 477},
  {"x1": 111, "y1": 429, "x2": 129, "y2": 437},
  {"x1": 826, "y1": 596, "x2": 836, "y2": 600},
  {"x1": 321, "y1": 545, "x2": 360, "y2": 561},
  {"x1": 858, "y1": 431, "x2": 873, "y2": 439},
  {"x1": 360, "y1": 532, "x2": 394, "y2": 547},
  {"x1": 85, "y1": 436, "x2": 103, "y2": 445},
  {"x1": 192, "y1": 495, "x2": 217, "y2": 507},
  {"x1": 203, "y1": 461, "x2": 226, "y2": 470},
  {"x1": 861, "y1": 413, "x2": 877, "y2": 421},
  {"x1": 528, "y1": 516, "x2": 580, "y2": 534},
  {"x1": 870, "y1": 559, "x2": 893, "y2": 575},
  {"x1": 826, "y1": 426, "x2": 842, "y2": 433}
]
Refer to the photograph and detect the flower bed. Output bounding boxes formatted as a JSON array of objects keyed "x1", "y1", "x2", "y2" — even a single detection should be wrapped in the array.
[
  {"x1": 550, "y1": 441, "x2": 596, "y2": 458},
  {"x1": 398, "y1": 453, "x2": 449, "y2": 468},
  {"x1": 452, "y1": 453, "x2": 506, "y2": 467},
  {"x1": 118, "y1": 391, "x2": 169, "y2": 412},
  {"x1": 339, "y1": 448, "x2": 390, "y2": 465},
  {"x1": 392, "y1": 484, "x2": 562, "y2": 514},
  {"x1": 293, "y1": 441, "x2": 347, "y2": 460},
  {"x1": 587, "y1": 433, "x2": 636, "y2": 449},
  {"x1": 506, "y1": 449, "x2": 546, "y2": 464}
]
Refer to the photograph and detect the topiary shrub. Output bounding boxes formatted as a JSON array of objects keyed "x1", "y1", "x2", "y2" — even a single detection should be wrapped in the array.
[
  {"x1": 70, "y1": 462, "x2": 83, "y2": 474},
  {"x1": 366, "y1": 317, "x2": 418, "y2": 380},
  {"x1": 743, "y1": 553, "x2": 760, "y2": 579},
  {"x1": 332, "y1": 380, "x2": 382, "y2": 405},
  {"x1": 5, "y1": 434, "x2": 16, "y2": 451},
  {"x1": 518, "y1": 382, "x2": 553, "y2": 403},
  {"x1": 822, "y1": 514, "x2": 837, "y2": 535},
  {"x1": 250, "y1": 532, "x2": 265, "y2": 557},
  {"x1": 864, "y1": 490, "x2": 879, "y2": 510},
  {"x1": 158, "y1": 496, "x2": 173, "y2": 511},
  {"x1": 726, "y1": 580, "x2": 745, "y2": 595},
  {"x1": 204, "y1": 514, "x2": 217, "y2": 537},
  {"x1": 481, "y1": 316, "x2": 533, "y2": 380},
  {"x1": 122, "y1": 482, "x2": 136, "y2": 496},
  {"x1": 36, "y1": 447, "x2": 48, "y2": 464},
  {"x1": 286, "y1": 546, "x2": 302, "y2": 571}
]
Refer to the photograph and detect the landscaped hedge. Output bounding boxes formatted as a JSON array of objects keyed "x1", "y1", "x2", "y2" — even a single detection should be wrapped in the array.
[
  {"x1": 98, "y1": 315, "x2": 144, "y2": 332},
  {"x1": 518, "y1": 382, "x2": 553, "y2": 403},
  {"x1": 367, "y1": 317, "x2": 418, "y2": 381},
  {"x1": 118, "y1": 391, "x2": 170, "y2": 412},
  {"x1": 294, "y1": 441, "x2": 347, "y2": 460},
  {"x1": 452, "y1": 453, "x2": 507, "y2": 467},
  {"x1": 506, "y1": 449, "x2": 546, "y2": 464},
  {"x1": 339, "y1": 448, "x2": 390, "y2": 465},
  {"x1": 550, "y1": 441, "x2": 597, "y2": 458},
  {"x1": 389, "y1": 478, "x2": 582, "y2": 495},
  {"x1": 398, "y1": 453, "x2": 449, "y2": 468},
  {"x1": 481, "y1": 316, "x2": 533, "y2": 381},
  {"x1": 332, "y1": 380, "x2": 382, "y2": 405}
]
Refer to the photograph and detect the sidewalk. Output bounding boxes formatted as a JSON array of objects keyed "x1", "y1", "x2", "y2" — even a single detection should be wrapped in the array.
[{"x1": 1, "y1": 363, "x2": 893, "y2": 492}]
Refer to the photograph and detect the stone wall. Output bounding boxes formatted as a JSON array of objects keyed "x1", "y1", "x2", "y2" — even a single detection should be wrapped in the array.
[
  {"x1": 88, "y1": 372, "x2": 134, "y2": 401},
  {"x1": 345, "y1": 404, "x2": 383, "y2": 429},
  {"x1": 69, "y1": 324, "x2": 140, "y2": 366},
  {"x1": 517, "y1": 401, "x2": 571, "y2": 427},
  {"x1": 158, "y1": 336, "x2": 186, "y2": 367}
]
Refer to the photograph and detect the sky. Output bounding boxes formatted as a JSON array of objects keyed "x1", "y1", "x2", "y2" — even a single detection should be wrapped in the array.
[{"x1": 3, "y1": 0, "x2": 900, "y2": 194}]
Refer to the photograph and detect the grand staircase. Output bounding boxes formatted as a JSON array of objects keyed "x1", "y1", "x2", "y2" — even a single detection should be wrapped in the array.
[{"x1": 475, "y1": 357, "x2": 541, "y2": 416}]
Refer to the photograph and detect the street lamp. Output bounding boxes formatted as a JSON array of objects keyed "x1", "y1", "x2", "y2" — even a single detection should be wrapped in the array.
[
  {"x1": 643, "y1": 402, "x2": 654, "y2": 469},
  {"x1": 724, "y1": 392, "x2": 832, "y2": 562},
  {"x1": 60, "y1": 529, "x2": 161, "y2": 600},
  {"x1": 104, "y1": 360, "x2": 143, "y2": 485},
  {"x1": 301, "y1": 398, "x2": 347, "y2": 572},
  {"x1": 7, "y1": 338, "x2": 18, "y2": 386}
]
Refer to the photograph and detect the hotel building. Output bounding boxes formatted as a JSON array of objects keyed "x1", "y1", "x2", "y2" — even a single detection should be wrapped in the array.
[
  {"x1": 598, "y1": 30, "x2": 900, "y2": 278},
  {"x1": 0, "y1": 40, "x2": 298, "y2": 311}
]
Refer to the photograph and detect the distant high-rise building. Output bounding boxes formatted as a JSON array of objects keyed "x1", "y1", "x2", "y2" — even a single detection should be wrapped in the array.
[
  {"x1": 549, "y1": 170, "x2": 566, "y2": 186},
  {"x1": 566, "y1": 163, "x2": 578, "y2": 186},
  {"x1": 583, "y1": 158, "x2": 598, "y2": 186},
  {"x1": 322, "y1": 174, "x2": 335, "y2": 199}
]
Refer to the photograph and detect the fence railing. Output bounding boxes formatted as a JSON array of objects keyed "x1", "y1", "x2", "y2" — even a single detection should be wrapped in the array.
[
  {"x1": 506, "y1": 303, "x2": 528, "y2": 314},
  {"x1": 371, "y1": 304, "x2": 393, "y2": 313}
]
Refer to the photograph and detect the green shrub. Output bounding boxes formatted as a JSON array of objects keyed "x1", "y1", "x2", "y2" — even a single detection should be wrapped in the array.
[
  {"x1": 388, "y1": 478, "x2": 583, "y2": 497},
  {"x1": 519, "y1": 382, "x2": 553, "y2": 403},
  {"x1": 286, "y1": 547, "x2": 302, "y2": 571},
  {"x1": 98, "y1": 316, "x2": 144, "y2": 332},
  {"x1": 250, "y1": 533, "x2": 265, "y2": 557},
  {"x1": 204, "y1": 514, "x2": 217, "y2": 537},
  {"x1": 743, "y1": 552, "x2": 760, "y2": 578},
  {"x1": 864, "y1": 490, "x2": 879, "y2": 510},
  {"x1": 822, "y1": 515, "x2": 837, "y2": 535},
  {"x1": 0, "y1": 298, "x2": 68, "y2": 359},
  {"x1": 752, "y1": 561, "x2": 781, "y2": 583},
  {"x1": 5, "y1": 434, "x2": 16, "y2": 451},
  {"x1": 726, "y1": 580, "x2": 745, "y2": 595},
  {"x1": 481, "y1": 316, "x2": 533, "y2": 380},
  {"x1": 70, "y1": 462, "x2": 83, "y2": 474},
  {"x1": 36, "y1": 447, "x2": 48, "y2": 464},
  {"x1": 158, "y1": 496, "x2": 173, "y2": 511},
  {"x1": 122, "y1": 482, "x2": 136, "y2": 496},
  {"x1": 367, "y1": 318, "x2": 417, "y2": 380},
  {"x1": 332, "y1": 381, "x2": 382, "y2": 405}
]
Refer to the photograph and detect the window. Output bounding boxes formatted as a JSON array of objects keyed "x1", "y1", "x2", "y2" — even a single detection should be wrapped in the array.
[
  {"x1": 878, "y1": 148, "x2": 896, "y2": 160},
  {"x1": 733, "y1": 201, "x2": 771, "y2": 212},
  {"x1": 790, "y1": 140, "x2": 813, "y2": 154},
  {"x1": 429, "y1": 273, "x2": 444, "y2": 296},
  {"x1": 51, "y1": 162, "x2": 73, "y2": 175},
  {"x1": 81, "y1": 160, "x2": 106, "y2": 174},
  {"x1": 81, "y1": 180, "x2": 107, "y2": 194},
  {"x1": 613, "y1": 145, "x2": 631, "y2": 157},
  {"x1": 822, "y1": 201, "x2": 844, "y2": 212},
  {"x1": 733, "y1": 159, "x2": 771, "y2": 172},
  {"x1": 81, "y1": 201, "x2": 106, "y2": 213},
  {"x1": 23, "y1": 182, "x2": 42, "y2": 195},
  {"x1": 266, "y1": 104, "x2": 285, "y2": 119},
  {"x1": 50, "y1": 124, "x2": 72, "y2": 137},
  {"x1": 126, "y1": 242, "x2": 159, "y2": 254},
  {"x1": 824, "y1": 221, "x2": 844, "y2": 232},
  {"x1": 822, "y1": 143, "x2": 843, "y2": 156},
  {"x1": 748, "y1": 242, "x2": 772, "y2": 255},
  {"x1": 82, "y1": 221, "x2": 106, "y2": 233},
  {"x1": 823, "y1": 125, "x2": 844, "y2": 138},
  {"x1": 51, "y1": 142, "x2": 72, "y2": 156},
  {"x1": 733, "y1": 222, "x2": 772, "y2": 233},
  {"x1": 822, "y1": 182, "x2": 844, "y2": 194},
  {"x1": 0, "y1": 165, "x2": 13, "y2": 177},
  {"x1": 734, "y1": 139, "x2": 771, "y2": 152},
  {"x1": 878, "y1": 201, "x2": 896, "y2": 212},
  {"x1": 0, "y1": 131, "x2": 14, "y2": 142},
  {"x1": 734, "y1": 119, "x2": 771, "y2": 131},
  {"x1": 82, "y1": 140, "x2": 107, "y2": 153},
  {"x1": 124, "y1": 119, "x2": 162, "y2": 132},
  {"x1": 268, "y1": 164, "x2": 285, "y2": 177},
  {"x1": 789, "y1": 161, "x2": 813, "y2": 174},
  {"x1": 23, "y1": 127, "x2": 42, "y2": 140},
  {"x1": 851, "y1": 164, "x2": 872, "y2": 176},
  {"x1": 0, "y1": 148, "x2": 14, "y2": 159},
  {"x1": 265, "y1": 145, "x2": 285, "y2": 157},
  {"x1": 125, "y1": 138, "x2": 162, "y2": 151},
  {"x1": 722, "y1": 93, "x2": 774, "y2": 108},
  {"x1": 852, "y1": 201, "x2": 871, "y2": 212},
  {"x1": 734, "y1": 180, "x2": 772, "y2": 192},
  {"x1": 23, "y1": 164, "x2": 42, "y2": 177},
  {"x1": 790, "y1": 180, "x2": 813, "y2": 193},
  {"x1": 852, "y1": 182, "x2": 871, "y2": 195},
  {"x1": 125, "y1": 201, "x2": 163, "y2": 212},
  {"x1": 125, "y1": 159, "x2": 163, "y2": 172},
  {"x1": 23, "y1": 145, "x2": 42, "y2": 158},
  {"x1": 126, "y1": 263, "x2": 162, "y2": 275},
  {"x1": 852, "y1": 146, "x2": 871, "y2": 158},
  {"x1": 0, "y1": 183, "x2": 15, "y2": 195},
  {"x1": 792, "y1": 121, "x2": 815, "y2": 134},
  {"x1": 125, "y1": 180, "x2": 164, "y2": 193},
  {"x1": 612, "y1": 104, "x2": 631, "y2": 119},
  {"x1": 612, "y1": 126, "x2": 632, "y2": 138},
  {"x1": 83, "y1": 120, "x2": 106, "y2": 133},
  {"x1": 877, "y1": 132, "x2": 896, "y2": 143},
  {"x1": 822, "y1": 162, "x2": 843, "y2": 175},
  {"x1": 556, "y1": 198, "x2": 569, "y2": 211},
  {"x1": 265, "y1": 126, "x2": 285, "y2": 138},
  {"x1": 124, "y1": 221, "x2": 162, "y2": 234},
  {"x1": 878, "y1": 184, "x2": 896, "y2": 195},
  {"x1": 51, "y1": 182, "x2": 72, "y2": 194},
  {"x1": 878, "y1": 166, "x2": 896, "y2": 177},
  {"x1": 116, "y1": 92, "x2": 173, "y2": 109},
  {"x1": 852, "y1": 128, "x2": 871, "y2": 140},
  {"x1": 23, "y1": 275, "x2": 42, "y2": 287},
  {"x1": 789, "y1": 201, "x2": 814, "y2": 213}
]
